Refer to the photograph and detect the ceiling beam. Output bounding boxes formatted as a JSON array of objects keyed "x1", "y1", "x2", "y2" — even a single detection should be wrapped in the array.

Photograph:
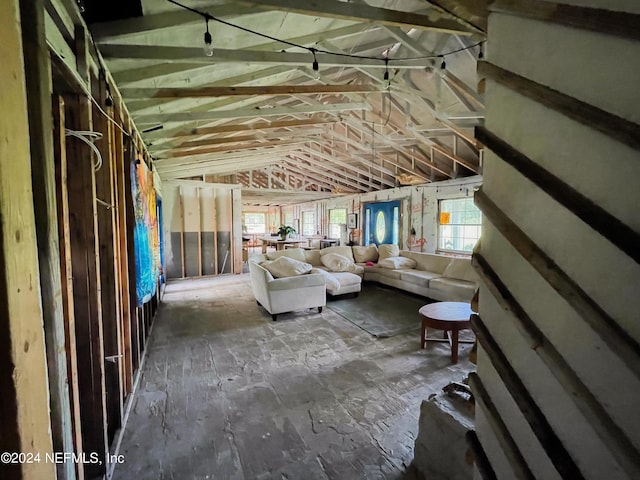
[
  {"x1": 120, "y1": 83, "x2": 381, "y2": 99},
  {"x1": 89, "y1": 5, "x2": 253, "y2": 40},
  {"x1": 270, "y1": 164, "x2": 355, "y2": 193},
  {"x1": 304, "y1": 146, "x2": 396, "y2": 188},
  {"x1": 146, "y1": 118, "x2": 336, "y2": 142},
  {"x1": 134, "y1": 102, "x2": 370, "y2": 125},
  {"x1": 157, "y1": 139, "x2": 308, "y2": 160},
  {"x1": 323, "y1": 127, "x2": 430, "y2": 179},
  {"x1": 341, "y1": 116, "x2": 454, "y2": 178},
  {"x1": 158, "y1": 159, "x2": 284, "y2": 178},
  {"x1": 156, "y1": 154, "x2": 287, "y2": 177},
  {"x1": 126, "y1": 68, "x2": 298, "y2": 114},
  {"x1": 287, "y1": 154, "x2": 376, "y2": 192},
  {"x1": 238, "y1": 0, "x2": 477, "y2": 34},
  {"x1": 154, "y1": 145, "x2": 297, "y2": 166},
  {"x1": 100, "y1": 45, "x2": 442, "y2": 69},
  {"x1": 157, "y1": 129, "x2": 324, "y2": 152}
]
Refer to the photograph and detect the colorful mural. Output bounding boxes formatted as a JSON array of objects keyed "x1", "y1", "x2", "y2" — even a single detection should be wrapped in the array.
[{"x1": 131, "y1": 159, "x2": 160, "y2": 305}]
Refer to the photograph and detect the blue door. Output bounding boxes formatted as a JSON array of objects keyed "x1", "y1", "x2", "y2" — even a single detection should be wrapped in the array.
[{"x1": 363, "y1": 200, "x2": 400, "y2": 246}]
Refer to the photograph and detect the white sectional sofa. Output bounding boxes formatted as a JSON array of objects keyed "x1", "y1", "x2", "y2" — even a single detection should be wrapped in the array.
[
  {"x1": 360, "y1": 250, "x2": 478, "y2": 302},
  {"x1": 248, "y1": 246, "x2": 478, "y2": 321},
  {"x1": 303, "y1": 245, "x2": 477, "y2": 302}
]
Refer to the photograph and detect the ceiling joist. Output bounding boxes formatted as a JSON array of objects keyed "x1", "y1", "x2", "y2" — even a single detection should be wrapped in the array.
[{"x1": 238, "y1": 0, "x2": 478, "y2": 34}]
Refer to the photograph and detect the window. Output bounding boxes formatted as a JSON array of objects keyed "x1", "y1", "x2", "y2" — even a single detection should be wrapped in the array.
[
  {"x1": 242, "y1": 212, "x2": 266, "y2": 234},
  {"x1": 328, "y1": 208, "x2": 346, "y2": 238},
  {"x1": 301, "y1": 211, "x2": 315, "y2": 236},
  {"x1": 438, "y1": 197, "x2": 481, "y2": 253}
]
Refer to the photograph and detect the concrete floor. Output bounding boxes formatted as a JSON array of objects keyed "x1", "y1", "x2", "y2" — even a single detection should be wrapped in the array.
[{"x1": 113, "y1": 274, "x2": 475, "y2": 480}]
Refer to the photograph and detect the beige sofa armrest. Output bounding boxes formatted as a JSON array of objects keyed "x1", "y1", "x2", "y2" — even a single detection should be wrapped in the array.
[{"x1": 267, "y1": 273, "x2": 326, "y2": 291}]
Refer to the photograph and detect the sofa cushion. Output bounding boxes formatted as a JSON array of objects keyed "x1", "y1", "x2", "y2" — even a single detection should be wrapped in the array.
[
  {"x1": 304, "y1": 249, "x2": 322, "y2": 266},
  {"x1": 266, "y1": 248, "x2": 307, "y2": 263},
  {"x1": 442, "y1": 258, "x2": 476, "y2": 282},
  {"x1": 399, "y1": 270, "x2": 441, "y2": 288},
  {"x1": 429, "y1": 277, "x2": 476, "y2": 299},
  {"x1": 331, "y1": 272, "x2": 362, "y2": 286},
  {"x1": 321, "y1": 253, "x2": 355, "y2": 272},
  {"x1": 260, "y1": 256, "x2": 312, "y2": 278},
  {"x1": 376, "y1": 268, "x2": 403, "y2": 280},
  {"x1": 378, "y1": 256, "x2": 417, "y2": 269},
  {"x1": 352, "y1": 244, "x2": 379, "y2": 263},
  {"x1": 378, "y1": 244, "x2": 399, "y2": 261},
  {"x1": 310, "y1": 268, "x2": 340, "y2": 291},
  {"x1": 400, "y1": 251, "x2": 451, "y2": 273},
  {"x1": 320, "y1": 245, "x2": 355, "y2": 262}
]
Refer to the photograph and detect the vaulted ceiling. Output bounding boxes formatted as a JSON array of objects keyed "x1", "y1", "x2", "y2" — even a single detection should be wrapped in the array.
[{"x1": 89, "y1": 0, "x2": 488, "y2": 205}]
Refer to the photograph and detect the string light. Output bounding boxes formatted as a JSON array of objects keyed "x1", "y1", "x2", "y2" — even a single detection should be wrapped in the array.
[
  {"x1": 383, "y1": 58, "x2": 389, "y2": 81},
  {"x1": 166, "y1": 0, "x2": 486, "y2": 71},
  {"x1": 440, "y1": 55, "x2": 446, "y2": 70},
  {"x1": 478, "y1": 43, "x2": 484, "y2": 59},
  {"x1": 203, "y1": 17, "x2": 213, "y2": 57}
]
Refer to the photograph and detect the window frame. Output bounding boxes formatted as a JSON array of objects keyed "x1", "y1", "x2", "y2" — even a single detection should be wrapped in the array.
[
  {"x1": 328, "y1": 208, "x2": 347, "y2": 239},
  {"x1": 242, "y1": 211, "x2": 267, "y2": 234},
  {"x1": 301, "y1": 211, "x2": 316, "y2": 236},
  {"x1": 437, "y1": 197, "x2": 481, "y2": 255}
]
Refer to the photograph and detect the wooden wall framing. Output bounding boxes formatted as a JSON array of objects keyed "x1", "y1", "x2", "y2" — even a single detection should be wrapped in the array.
[
  {"x1": 164, "y1": 181, "x2": 242, "y2": 279},
  {"x1": 0, "y1": 0, "x2": 162, "y2": 478}
]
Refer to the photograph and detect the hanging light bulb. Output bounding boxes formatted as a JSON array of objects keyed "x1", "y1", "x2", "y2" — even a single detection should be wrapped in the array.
[
  {"x1": 478, "y1": 43, "x2": 484, "y2": 59},
  {"x1": 203, "y1": 17, "x2": 213, "y2": 57},
  {"x1": 383, "y1": 58, "x2": 389, "y2": 81},
  {"x1": 311, "y1": 48, "x2": 319, "y2": 72},
  {"x1": 440, "y1": 55, "x2": 446, "y2": 70}
]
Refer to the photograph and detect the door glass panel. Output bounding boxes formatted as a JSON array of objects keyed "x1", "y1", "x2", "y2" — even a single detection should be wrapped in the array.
[{"x1": 375, "y1": 211, "x2": 386, "y2": 243}]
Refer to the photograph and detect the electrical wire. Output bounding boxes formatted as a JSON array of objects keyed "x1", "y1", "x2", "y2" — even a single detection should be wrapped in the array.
[
  {"x1": 166, "y1": 0, "x2": 486, "y2": 66},
  {"x1": 65, "y1": 129, "x2": 103, "y2": 170},
  {"x1": 88, "y1": 90, "x2": 130, "y2": 137}
]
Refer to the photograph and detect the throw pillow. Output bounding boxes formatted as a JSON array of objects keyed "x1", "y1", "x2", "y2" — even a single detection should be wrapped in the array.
[
  {"x1": 378, "y1": 244, "x2": 399, "y2": 261},
  {"x1": 442, "y1": 258, "x2": 476, "y2": 282},
  {"x1": 266, "y1": 248, "x2": 306, "y2": 263},
  {"x1": 319, "y1": 245, "x2": 355, "y2": 262},
  {"x1": 352, "y1": 244, "x2": 379, "y2": 263},
  {"x1": 310, "y1": 268, "x2": 340, "y2": 291},
  {"x1": 260, "y1": 256, "x2": 312, "y2": 278},
  {"x1": 320, "y1": 253, "x2": 355, "y2": 272},
  {"x1": 378, "y1": 256, "x2": 417, "y2": 269},
  {"x1": 304, "y1": 249, "x2": 322, "y2": 266}
]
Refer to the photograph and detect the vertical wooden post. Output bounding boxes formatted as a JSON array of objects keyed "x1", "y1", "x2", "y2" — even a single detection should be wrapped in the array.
[
  {"x1": 232, "y1": 188, "x2": 242, "y2": 274},
  {"x1": 93, "y1": 75, "x2": 122, "y2": 444},
  {"x1": 197, "y1": 188, "x2": 202, "y2": 276},
  {"x1": 123, "y1": 140, "x2": 140, "y2": 372},
  {"x1": 213, "y1": 189, "x2": 219, "y2": 274},
  {"x1": 64, "y1": 24, "x2": 108, "y2": 479},
  {"x1": 179, "y1": 186, "x2": 185, "y2": 278},
  {"x1": 107, "y1": 113, "x2": 125, "y2": 412},
  {"x1": 0, "y1": 2, "x2": 56, "y2": 477},
  {"x1": 229, "y1": 190, "x2": 235, "y2": 274},
  {"x1": 19, "y1": 0, "x2": 75, "y2": 478},
  {"x1": 53, "y1": 96, "x2": 84, "y2": 480},
  {"x1": 114, "y1": 110, "x2": 133, "y2": 394}
]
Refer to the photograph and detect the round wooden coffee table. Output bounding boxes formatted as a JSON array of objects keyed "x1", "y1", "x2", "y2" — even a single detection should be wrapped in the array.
[{"x1": 419, "y1": 302, "x2": 474, "y2": 363}]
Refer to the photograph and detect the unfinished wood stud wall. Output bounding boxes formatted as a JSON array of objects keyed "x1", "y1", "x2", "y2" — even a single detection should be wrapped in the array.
[
  {"x1": 164, "y1": 182, "x2": 242, "y2": 279},
  {"x1": 1, "y1": 0, "x2": 164, "y2": 478}
]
